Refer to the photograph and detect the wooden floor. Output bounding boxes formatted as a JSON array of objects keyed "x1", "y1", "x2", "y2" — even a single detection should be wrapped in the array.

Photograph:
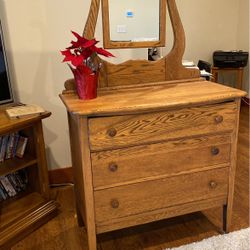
[{"x1": 12, "y1": 106, "x2": 249, "y2": 250}]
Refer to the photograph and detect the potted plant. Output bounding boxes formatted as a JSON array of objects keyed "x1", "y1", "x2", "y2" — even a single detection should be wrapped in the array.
[{"x1": 61, "y1": 31, "x2": 114, "y2": 100}]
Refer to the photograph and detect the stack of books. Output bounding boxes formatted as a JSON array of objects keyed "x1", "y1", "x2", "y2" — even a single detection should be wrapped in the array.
[
  {"x1": 0, "y1": 133, "x2": 28, "y2": 162},
  {"x1": 0, "y1": 170, "x2": 28, "y2": 201}
]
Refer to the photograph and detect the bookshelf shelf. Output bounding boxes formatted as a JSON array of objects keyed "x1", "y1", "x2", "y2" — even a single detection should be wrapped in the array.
[
  {"x1": 0, "y1": 192, "x2": 58, "y2": 247},
  {"x1": 0, "y1": 154, "x2": 37, "y2": 176},
  {"x1": 0, "y1": 110, "x2": 58, "y2": 249}
]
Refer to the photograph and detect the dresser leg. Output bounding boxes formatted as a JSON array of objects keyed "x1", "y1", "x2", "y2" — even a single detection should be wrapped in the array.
[
  {"x1": 87, "y1": 232, "x2": 97, "y2": 250},
  {"x1": 76, "y1": 205, "x2": 85, "y2": 227},
  {"x1": 222, "y1": 204, "x2": 228, "y2": 233}
]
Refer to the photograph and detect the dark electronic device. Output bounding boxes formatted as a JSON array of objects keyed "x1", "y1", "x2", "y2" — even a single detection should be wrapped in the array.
[
  {"x1": 198, "y1": 60, "x2": 211, "y2": 73},
  {"x1": 213, "y1": 50, "x2": 249, "y2": 68},
  {"x1": 0, "y1": 21, "x2": 14, "y2": 105}
]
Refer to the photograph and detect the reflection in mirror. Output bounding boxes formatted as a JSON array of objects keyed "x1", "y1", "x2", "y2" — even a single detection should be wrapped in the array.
[
  {"x1": 109, "y1": 0, "x2": 160, "y2": 42},
  {"x1": 102, "y1": 0, "x2": 166, "y2": 49}
]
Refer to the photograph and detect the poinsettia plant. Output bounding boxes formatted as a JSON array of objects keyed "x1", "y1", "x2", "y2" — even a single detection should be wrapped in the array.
[
  {"x1": 61, "y1": 31, "x2": 114, "y2": 74},
  {"x1": 61, "y1": 31, "x2": 114, "y2": 100}
]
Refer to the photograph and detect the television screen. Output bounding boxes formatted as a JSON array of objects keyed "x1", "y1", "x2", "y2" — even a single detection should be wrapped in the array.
[{"x1": 0, "y1": 21, "x2": 13, "y2": 105}]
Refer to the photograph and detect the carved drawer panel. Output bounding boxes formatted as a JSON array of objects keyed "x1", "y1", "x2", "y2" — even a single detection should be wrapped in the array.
[
  {"x1": 91, "y1": 134, "x2": 231, "y2": 189},
  {"x1": 94, "y1": 167, "x2": 229, "y2": 223},
  {"x1": 88, "y1": 102, "x2": 236, "y2": 151}
]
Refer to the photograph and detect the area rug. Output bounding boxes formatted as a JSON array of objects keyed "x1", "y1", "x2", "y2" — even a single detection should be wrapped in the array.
[{"x1": 166, "y1": 227, "x2": 250, "y2": 250}]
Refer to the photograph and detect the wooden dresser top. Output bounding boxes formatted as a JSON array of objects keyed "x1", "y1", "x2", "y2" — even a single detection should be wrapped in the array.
[{"x1": 60, "y1": 80, "x2": 246, "y2": 117}]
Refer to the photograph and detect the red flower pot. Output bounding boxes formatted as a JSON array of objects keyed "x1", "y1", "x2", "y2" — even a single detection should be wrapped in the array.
[{"x1": 70, "y1": 65, "x2": 98, "y2": 100}]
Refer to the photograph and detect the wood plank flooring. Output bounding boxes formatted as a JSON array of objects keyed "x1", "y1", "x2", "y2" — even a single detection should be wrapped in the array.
[{"x1": 11, "y1": 106, "x2": 249, "y2": 250}]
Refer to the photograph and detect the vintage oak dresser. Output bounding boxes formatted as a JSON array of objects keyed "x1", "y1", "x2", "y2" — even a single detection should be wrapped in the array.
[{"x1": 60, "y1": 0, "x2": 247, "y2": 249}]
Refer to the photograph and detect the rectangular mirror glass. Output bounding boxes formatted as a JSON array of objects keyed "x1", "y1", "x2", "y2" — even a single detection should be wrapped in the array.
[{"x1": 102, "y1": 0, "x2": 166, "y2": 49}]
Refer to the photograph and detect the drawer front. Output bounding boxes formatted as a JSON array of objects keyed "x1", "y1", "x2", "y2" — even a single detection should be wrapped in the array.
[
  {"x1": 88, "y1": 102, "x2": 236, "y2": 151},
  {"x1": 92, "y1": 134, "x2": 231, "y2": 188},
  {"x1": 94, "y1": 167, "x2": 229, "y2": 223}
]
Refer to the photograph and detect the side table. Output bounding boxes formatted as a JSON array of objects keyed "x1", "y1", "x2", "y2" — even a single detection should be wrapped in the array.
[{"x1": 211, "y1": 67, "x2": 244, "y2": 90}]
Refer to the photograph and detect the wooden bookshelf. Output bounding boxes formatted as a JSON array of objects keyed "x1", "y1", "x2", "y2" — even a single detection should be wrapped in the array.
[
  {"x1": 0, "y1": 110, "x2": 58, "y2": 249},
  {"x1": 0, "y1": 154, "x2": 37, "y2": 176}
]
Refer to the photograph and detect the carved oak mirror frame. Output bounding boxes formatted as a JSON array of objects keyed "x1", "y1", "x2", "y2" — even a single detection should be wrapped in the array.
[
  {"x1": 65, "y1": 0, "x2": 199, "y2": 92},
  {"x1": 102, "y1": 0, "x2": 166, "y2": 49}
]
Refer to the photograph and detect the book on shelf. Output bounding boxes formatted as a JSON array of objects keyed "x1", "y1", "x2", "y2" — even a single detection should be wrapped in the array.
[
  {"x1": 0, "y1": 176, "x2": 17, "y2": 197},
  {"x1": 13, "y1": 172, "x2": 27, "y2": 190},
  {"x1": 16, "y1": 136, "x2": 28, "y2": 158},
  {"x1": 13, "y1": 133, "x2": 20, "y2": 157},
  {"x1": 5, "y1": 133, "x2": 17, "y2": 159},
  {"x1": 0, "y1": 133, "x2": 28, "y2": 161},
  {"x1": 5, "y1": 104, "x2": 45, "y2": 119},
  {"x1": 0, "y1": 182, "x2": 8, "y2": 200},
  {"x1": 7, "y1": 174, "x2": 22, "y2": 192},
  {"x1": 0, "y1": 135, "x2": 9, "y2": 162},
  {"x1": 0, "y1": 170, "x2": 28, "y2": 201}
]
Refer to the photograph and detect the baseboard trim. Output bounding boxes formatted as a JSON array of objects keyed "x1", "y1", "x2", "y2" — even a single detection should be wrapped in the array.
[{"x1": 48, "y1": 167, "x2": 73, "y2": 184}]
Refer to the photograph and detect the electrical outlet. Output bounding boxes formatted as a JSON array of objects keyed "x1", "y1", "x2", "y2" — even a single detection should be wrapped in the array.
[{"x1": 117, "y1": 25, "x2": 127, "y2": 33}]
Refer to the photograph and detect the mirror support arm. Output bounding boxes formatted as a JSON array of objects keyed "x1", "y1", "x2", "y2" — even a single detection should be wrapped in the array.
[
  {"x1": 165, "y1": 0, "x2": 200, "y2": 80},
  {"x1": 83, "y1": 0, "x2": 100, "y2": 39},
  {"x1": 167, "y1": 0, "x2": 185, "y2": 65}
]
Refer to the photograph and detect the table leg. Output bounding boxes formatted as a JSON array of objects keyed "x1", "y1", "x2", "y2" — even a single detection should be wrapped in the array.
[{"x1": 236, "y1": 68, "x2": 244, "y2": 90}]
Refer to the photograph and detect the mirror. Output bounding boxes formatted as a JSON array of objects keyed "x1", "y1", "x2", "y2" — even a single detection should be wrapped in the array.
[{"x1": 102, "y1": 0, "x2": 166, "y2": 49}]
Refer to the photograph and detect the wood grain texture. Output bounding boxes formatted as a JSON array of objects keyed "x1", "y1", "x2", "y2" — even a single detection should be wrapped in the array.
[
  {"x1": 33, "y1": 122, "x2": 50, "y2": 199},
  {"x1": 96, "y1": 196, "x2": 227, "y2": 234},
  {"x1": 94, "y1": 167, "x2": 229, "y2": 224},
  {"x1": 0, "y1": 111, "x2": 58, "y2": 249},
  {"x1": 164, "y1": 0, "x2": 199, "y2": 80},
  {"x1": 92, "y1": 134, "x2": 231, "y2": 188},
  {"x1": 99, "y1": 58, "x2": 166, "y2": 87},
  {"x1": 0, "y1": 111, "x2": 51, "y2": 136},
  {"x1": 78, "y1": 117, "x2": 97, "y2": 250},
  {"x1": 1, "y1": 192, "x2": 45, "y2": 230},
  {"x1": 0, "y1": 155, "x2": 37, "y2": 177},
  {"x1": 60, "y1": 81, "x2": 246, "y2": 116},
  {"x1": 63, "y1": 76, "x2": 202, "y2": 92},
  {"x1": 59, "y1": 83, "x2": 245, "y2": 250},
  {"x1": 78, "y1": 0, "x2": 198, "y2": 89},
  {"x1": 67, "y1": 113, "x2": 97, "y2": 249},
  {"x1": 83, "y1": 0, "x2": 100, "y2": 39},
  {"x1": 1, "y1": 200, "x2": 58, "y2": 249},
  {"x1": 10, "y1": 106, "x2": 248, "y2": 250},
  {"x1": 98, "y1": 0, "x2": 198, "y2": 87},
  {"x1": 67, "y1": 112, "x2": 86, "y2": 227},
  {"x1": 59, "y1": 2, "x2": 247, "y2": 248},
  {"x1": 89, "y1": 102, "x2": 236, "y2": 151},
  {"x1": 226, "y1": 99, "x2": 241, "y2": 232}
]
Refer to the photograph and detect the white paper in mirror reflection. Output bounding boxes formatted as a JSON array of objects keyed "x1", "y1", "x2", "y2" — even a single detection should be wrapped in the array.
[{"x1": 109, "y1": 0, "x2": 160, "y2": 42}]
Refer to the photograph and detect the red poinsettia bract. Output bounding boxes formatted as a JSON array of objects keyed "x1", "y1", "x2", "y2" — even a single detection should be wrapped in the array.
[{"x1": 61, "y1": 31, "x2": 114, "y2": 69}]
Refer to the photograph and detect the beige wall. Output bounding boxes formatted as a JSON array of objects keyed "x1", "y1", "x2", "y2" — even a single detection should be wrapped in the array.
[
  {"x1": 237, "y1": 0, "x2": 249, "y2": 95},
  {"x1": 164, "y1": 0, "x2": 239, "y2": 63},
  {"x1": 0, "y1": 0, "x2": 248, "y2": 170}
]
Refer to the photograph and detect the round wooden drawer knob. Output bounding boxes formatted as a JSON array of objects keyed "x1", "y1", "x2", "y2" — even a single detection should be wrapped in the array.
[
  {"x1": 209, "y1": 181, "x2": 217, "y2": 189},
  {"x1": 214, "y1": 115, "x2": 223, "y2": 124},
  {"x1": 111, "y1": 199, "x2": 119, "y2": 208},
  {"x1": 211, "y1": 147, "x2": 220, "y2": 155},
  {"x1": 109, "y1": 163, "x2": 118, "y2": 172},
  {"x1": 107, "y1": 128, "x2": 117, "y2": 137}
]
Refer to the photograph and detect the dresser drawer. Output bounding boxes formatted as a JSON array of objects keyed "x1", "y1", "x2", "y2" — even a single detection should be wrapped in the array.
[
  {"x1": 94, "y1": 167, "x2": 229, "y2": 223},
  {"x1": 92, "y1": 134, "x2": 231, "y2": 188},
  {"x1": 88, "y1": 102, "x2": 236, "y2": 151}
]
